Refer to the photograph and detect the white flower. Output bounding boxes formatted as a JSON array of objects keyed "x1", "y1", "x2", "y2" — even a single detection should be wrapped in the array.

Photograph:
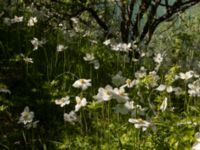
[
  {"x1": 135, "y1": 67, "x2": 147, "y2": 79},
  {"x1": 92, "y1": 59, "x2": 100, "y2": 70},
  {"x1": 103, "y1": 39, "x2": 111, "y2": 46},
  {"x1": 55, "y1": 96, "x2": 70, "y2": 107},
  {"x1": 160, "y1": 97, "x2": 168, "y2": 112},
  {"x1": 192, "y1": 132, "x2": 200, "y2": 150},
  {"x1": 156, "y1": 84, "x2": 173, "y2": 93},
  {"x1": 0, "y1": 88, "x2": 11, "y2": 94},
  {"x1": 23, "y1": 57, "x2": 33, "y2": 63},
  {"x1": 166, "y1": 86, "x2": 173, "y2": 93},
  {"x1": 64, "y1": 111, "x2": 77, "y2": 123},
  {"x1": 153, "y1": 53, "x2": 163, "y2": 64},
  {"x1": 31, "y1": 37, "x2": 45, "y2": 51},
  {"x1": 188, "y1": 80, "x2": 200, "y2": 97},
  {"x1": 83, "y1": 53, "x2": 95, "y2": 61},
  {"x1": 72, "y1": 79, "x2": 91, "y2": 90},
  {"x1": 112, "y1": 87, "x2": 129, "y2": 103},
  {"x1": 83, "y1": 53, "x2": 100, "y2": 69},
  {"x1": 11, "y1": 16, "x2": 23, "y2": 23},
  {"x1": 57, "y1": 44, "x2": 67, "y2": 52},
  {"x1": 124, "y1": 101, "x2": 134, "y2": 110},
  {"x1": 31, "y1": 38, "x2": 39, "y2": 50},
  {"x1": 27, "y1": 17, "x2": 38, "y2": 27},
  {"x1": 145, "y1": 71, "x2": 160, "y2": 88},
  {"x1": 93, "y1": 85, "x2": 113, "y2": 102},
  {"x1": 128, "y1": 118, "x2": 150, "y2": 131},
  {"x1": 18, "y1": 106, "x2": 34, "y2": 125},
  {"x1": 111, "y1": 43, "x2": 131, "y2": 52},
  {"x1": 122, "y1": 79, "x2": 139, "y2": 88},
  {"x1": 179, "y1": 71, "x2": 194, "y2": 80},
  {"x1": 192, "y1": 141, "x2": 200, "y2": 150},
  {"x1": 156, "y1": 84, "x2": 166, "y2": 92},
  {"x1": 71, "y1": 17, "x2": 79, "y2": 24},
  {"x1": 112, "y1": 71, "x2": 126, "y2": 87},
  {"x1": 75, "y1": 96, "x2": 87, "y2": 112}
]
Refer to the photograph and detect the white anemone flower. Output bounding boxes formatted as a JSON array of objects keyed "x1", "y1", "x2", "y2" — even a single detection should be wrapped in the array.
[
  {"x1": 160, "y1": 97, "x2": 168, "y2": 112},
  {"x1": 156, "y1": 84, "x2": 173, "y2": 93},
  {"x1": 23, "y1": 57, "x2": 33, "y2": 63},
  {"x1": 83, "y1": 53, "x2": 95, "y2": 61},
  {"x1": 72, "y1": 79, "x2": 91, "y2": 90},
  {"x1": 18, "y1": 106, "x2": 34, "y2": 125},
  {"x1": 57, "y1": 44, "x2": 67, "y2": 52},
  {"x1": 128, "y1": 118, "x2": 150, "y2": 131},
  {"x1": 31, "y1": 37, "x2": 45, "y2": 51},
  {"x1": 192, "y1": 132, "x2": 200, "y2": 150},
  {"x1": 153, "y1": 53, "x2": 163, "y2": 64},
  {"x1": 64, "y1": 111, "x2": 77, "y2": 123},
  {"x1": 103, "y1": 39, "x2": 111, "y2": 46},
  {"x1": 112, "y1": 87, "x2": 129, "y2": 103},
  {"x1": 71, "y1": 17, "x2": 79, "y2": 24},
  {"x1": 31, "y1": 38, "x2": 39, "y2": 50},
  {"x1": 55, "y1": 96, "x2": 70, "y2": 107},
  {"x1": 11, "y1": 16, "x2": 23, "y2": 23},
  {"x1": 75, "y1": 96, "x2": 87, "y2": 112},
  {"x1": 27, "y1": 17, "x2": 38, "y2": 27},
  {"x1": 122, "y1": 79, "x2": 139, "y2": 88},
  {"x1": 111, "y1": 43, "x2": 131, "y2": 52},
  {"x1": 93, "y1": 85, "x2": 113, "y2": 102},
  {"x1": 135, "y1": 67, "x2": 147, "y2": 79},
  {"x1": 188, "y1": 80, "x2": 200, "y2": 97},
  {"x1": 179, "y1": 71, "x2": 194, "y2": 80},
  {"x1": 124, "y1": 101, "x2": 135, "y2": 110}
]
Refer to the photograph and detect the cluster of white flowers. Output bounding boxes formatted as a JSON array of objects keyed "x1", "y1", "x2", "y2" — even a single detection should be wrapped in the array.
[
  {"x1": 18, "y1": 106, "x2": 39, "y2": 129},
  {"x1": 103, "y1": 39, "x2": 132, "y2": 52},
  {"x1": 94, "y1": 85, "x2": 130, "y2": 103},
  {"x1": 111, "y1": 43, "x2": 131, "y2": 52},
  {"x1": 83, "y1": 53, "x2": 100, "y2": 70},
  {"x1": 3, "y1": 16, "x2": 23, "y2": 25},
  {"x1": 156, "y1": 84, "x2": 173, "y2": 93},
  {"x1": 54, "y1": 78, "x2": 91, "y2": 124},
  {"x1": 144, "y1": 71, "x2": 160, "y2": 88}
]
